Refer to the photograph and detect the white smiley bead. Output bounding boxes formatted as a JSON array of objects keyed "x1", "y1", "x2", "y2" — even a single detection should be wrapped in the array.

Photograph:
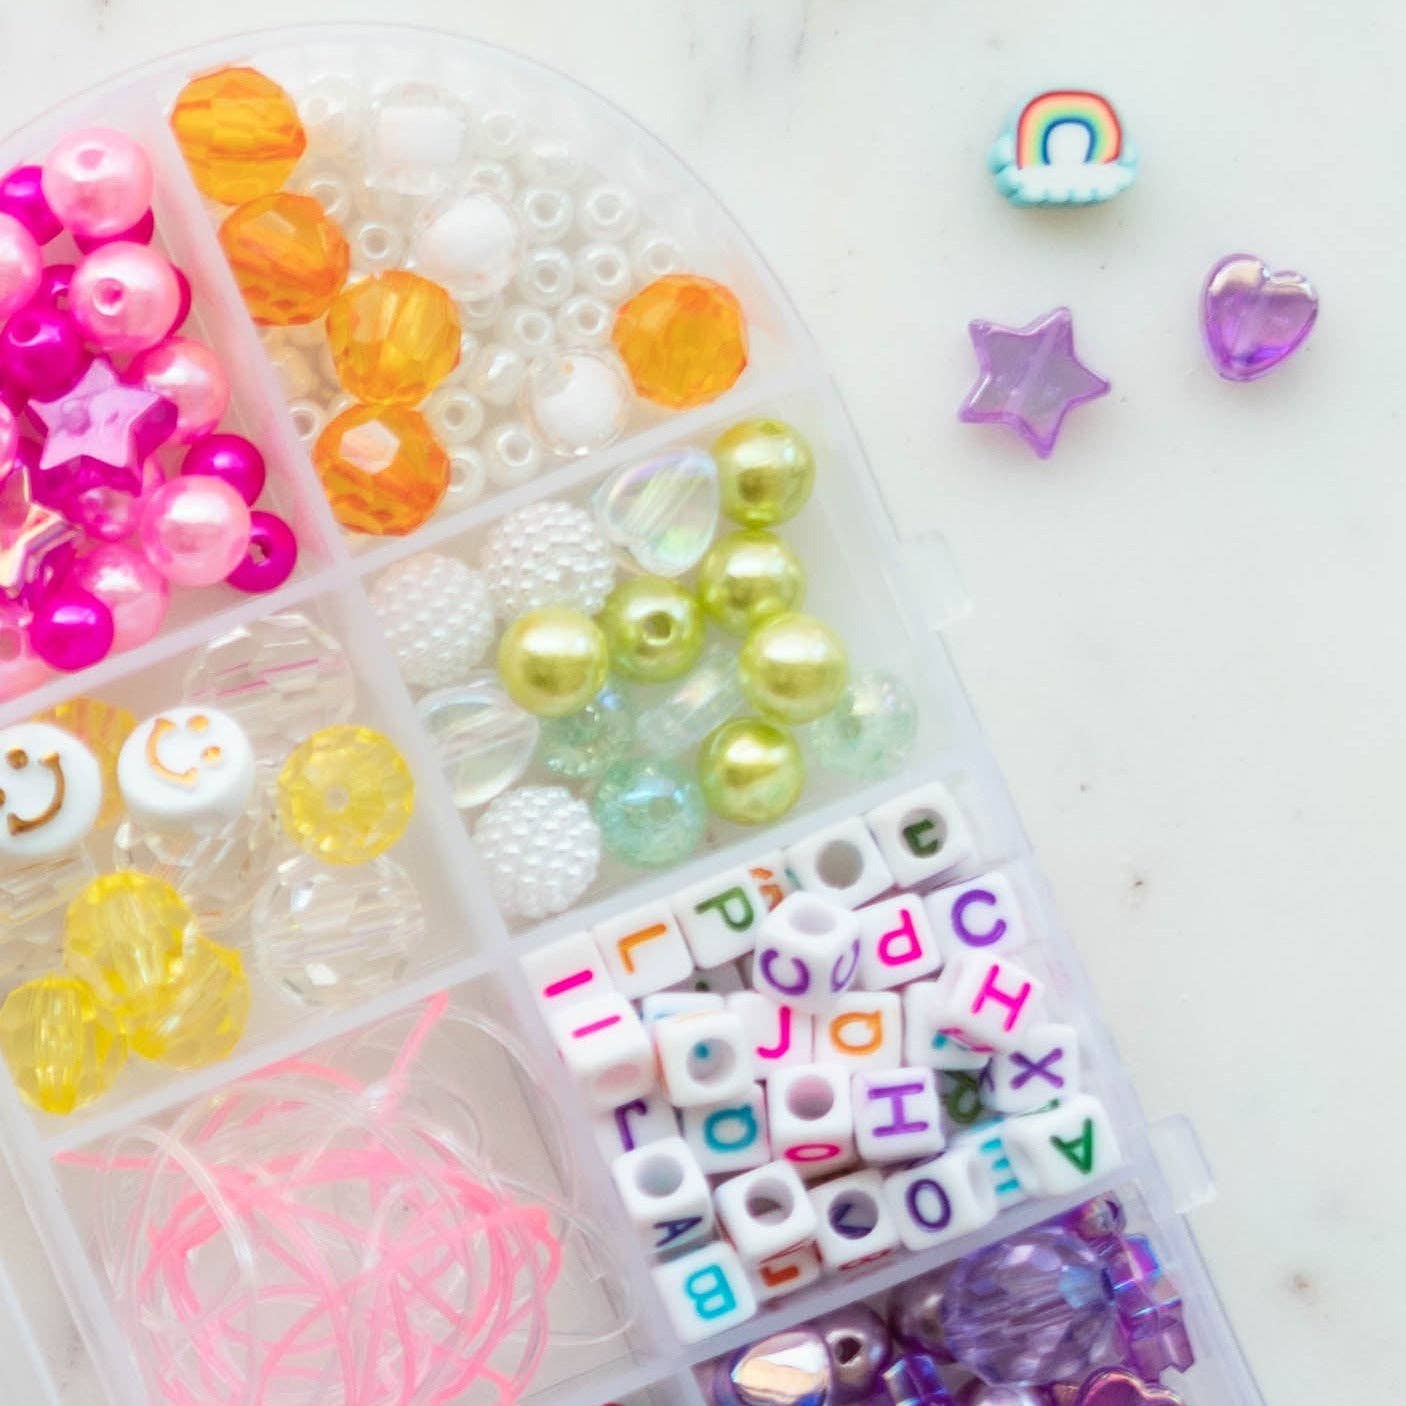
[
  {"x1": 118, "y1": 706, "x2": 256, "y2": 834},
  {"x1": 0, "y1": 723, "x2": 103, "y2": 867}
]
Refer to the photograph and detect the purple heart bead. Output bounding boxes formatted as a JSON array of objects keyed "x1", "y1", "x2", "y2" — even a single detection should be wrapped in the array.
[
  {"x1": 1201, "y1": 254, "x2": 1317, "y2": 381},
  {"x1": 1072, "y1": 1367, "x2": 1185, "y2": 1406}
]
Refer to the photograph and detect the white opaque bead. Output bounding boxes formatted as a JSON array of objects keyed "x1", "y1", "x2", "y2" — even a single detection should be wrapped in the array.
[
  {"x1": 521, "y1": 350, "x2": 629, "y2": 456},
  {"x1": 349, "y1": 217, "x2": 405, "y2": 273},
  {"x1": 784, "y1": 819, "x2": 894, "y2": 910},
  {"x1": 556, "y1": 294, "x2": 613, "y2": 347},
  {"x1": 291, "y1": 162, "x2": 354, "y2": 224},
  {"x1": 713, "y1": 1159, "x2": 817, "y2": 1263},
  {"x1": 458, "y1": 291, "x2": 506, "y2": 332},
  {"x1": 751, "y1": 892, "x2": 861, "y2": 1014},
  {"x1": 652, "y1": 1241, "x2": 757, "y2": 1343},
  {"x1": 901, "y1": 980, "x2": 990, "y2": 1071},
  {"x1": 0, "y1": 724, "x2": 101, "y2": 866},
  {"x1": 768, "y1": 1064, "x2": 855, "y2": 1179},
  {"x1": 423, "y1": 386, "x2": 486, "y2": 446},
  {"x1": 470, "y1": 342, "x2": 527, "y2": 406},
  {"x1": 577, "y1": 183, "x2": 640, "y2": 242},
  {"x1": 117, "y1": 706, "x2": 255, "y2": 836},
  {"x1": 476, "y1": 107, "x2": 525, "y2": 159},
  {"x1": 856, "y1": 893, "x2": 943, "y2": 990},
  {"x1": 299, "y1": 75, "x2": 365, "y2": 156},
  {"x1": 414, "y1": 190, "x2": 522, "y2": 298},
  {"x1": 882, "y1": 1147, "x2": 998, "y2": 1251},
  {"x1": 631, "y1": 228, "x2": 684, "y2": 282},
  {"x1": 575, "y1": 241, "x2": 633, "y2": 300},
  {"x1": 593, "y1": 1091, "x2": 678, "y2": 1161},
  {"x1": 924, "y1": 869, "x2": 1032, "y2": 960},
  {"x1": 448, "y1": 448, "x2": 488, "y2": 503},
  {"x1": 498, "y1": 302, "x2": 556, "y2": 357},
  {"x1": 986, "y1": 1023, "x2": 1080, "y2": 1114},
  {"x1": 546, "y1": 992, "x2": 655, "y2": 1111},
  {"x1": 815, "y1": 992, "x2": 902, "y2": 1071},
  {"x1": 1002, "y1": 1094, "x2": 1121, "y2": 1196},
  {"x1": 746, "y1": 1242, "x2": 823, "y2": 1301},
  {"x1": 680, "y1": 1081, "x2": 771, "y2": 1174},
  {"x1": 865, "y1": 781, "x2": 975, "y2": 888},
  {"x1": 932, "y1": 952, "x2": 1046, "y2": 1053},
  {"x1": 674, "y1": 866, "x2": 768, "y2": 967},
  {"x1": 518, "y1": 134, "x2": 583, "y2": 187},
  {"x1": 592, "y1": 902, "x2": 695, "y2": 999},
  {"x1": 610, "y1": 1136, "x2": 714, "y2": 1257},
  {"x1": 853, "y1": 1067, "x2": 944, "y2": 1164},
  {"x1": 366, "y1": 81, "x2": 470, "y2": 202},
  {"x1": 641, "y1": 991, "x2": 723, "y2": 1024},
  {"x1": 655, "y1": 1008, "x2": 754, "y2": 1107},
  {"x1": 518, "y1": 186, "x2": 574, "y2": 244},
  {"x1": 727, "y1": 991, "x2": 815, "y2": 1075},
  {"x1": 521, "y1": 930, "x2": 614, "y2": 1010},
  {"x1": 808, "y1": 1169, "x2": 901, "y2": 1273},
  {"x1": 484, "y1": 420, "x2": 543, "y2": 487},
  {"x1": 466, "y1": 158, "x2": 515, "y2": 201},
  {"x1": 516, "y1": 246, "x2": 575, "y2": 308}
]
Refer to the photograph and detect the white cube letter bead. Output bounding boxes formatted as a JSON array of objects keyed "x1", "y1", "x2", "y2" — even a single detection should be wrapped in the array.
[
  {"x1": 593, "y1": 1092, "x2": 678, "y2": 1161},
  {"x1": 674, "y1": 866, "x2": 768, "y2": 967},
  {"x1": 1002, "y1": 1094, "x2": 1121, "y2": 1196},
  {"x1": 816, "y1": 992, "x2": 902, "y2": 1071},
  {"x1": 713, "y1": 1159, "x2": 818, "y2": 1262},
  {"x1": 611, "y1": 1137, "x2": 715, "y2": 1256},
  {"x1": 0, "y1": 723, "x2": 102, "y2": 866},
  {"x1": 752, "y1": 893, "x2": 861, "y2": 1014},
  {"x1": 769, "y1": 1065, "x2": 855, "y2": 1177},
  {"x1": 652, "y1": 1241, "x2": 758, "y2": 1343},
  {"x1": 746, "y1": 1242, "x2": 823, "y2": 1301},
  {"x1": 727, "y1": 991, "x2": 815, "y2": 1075},
  {"x1": 882, "y1": 1148, "x2": 998, "y2": 1251},
  {"x1": 641, "y1": 991, "x2": 724, "y2": 1025},
  {"x1": 682, "y1": 1083, "x2": 771, "y2": 1174},
  {"x1": 864, "y1": 781, "x2": 973, "y2": 888},
  {"x1": 853, "y1": 1067, "x2": 945, "y2": 1164},
  {"x1": 655, "y1": 1009, "x2": 755, "y2": 1107},
  {"x1": 784, "y1": 819, "x2": 893, "y2": 909},
  {"x1": 117, "y1": 706, "x2": 256, "y2": 835},
  {"x1": 902, "y1": 982, "x2": 990, "y2": 1072},
  {"x1": 950, "y1": 1120, "x2": 1028, "y2": 1207},
  {"x1": 686, "y1": 961, "x2": 748, "y2": 996},
  {"x1": 808, "y1": 1170, "x2": 901, "y2": 1272},
  {"x1": 857, "y1": 895, "x2": 943, "y2": 990},
  {"x1": 522, "y1": 931, "x2": 614, "y2": 1011},
  {"x1": 592, "y1": 903, "x2": 695, "y2": 999},
  {"x1": 748, "y1": 850, "x2": 794, "y2": 910},
  {"x1": 547, "y1": 994, "x2": 655, "y2": 1111},
  {"x1": 933, "y1": 953, "x2": 1045, "y2": 1052},
  {"x1": 986, "y1": 1023, "x2": 1080, "y2": 1115},
  {"x1": 925, "y1": 869, "x2": 1030, "y2": 960}
]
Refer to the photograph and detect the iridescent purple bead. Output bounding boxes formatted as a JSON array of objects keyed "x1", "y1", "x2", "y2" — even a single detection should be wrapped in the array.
[
  {"x1": 713, "y1": 1329, "x2": 830, "y2": 1406},
  {"x1": 889, "y1": 1265, "x2": 959, "y2": 1362},
  {"x1": 0, "y1": 165, "x2": 62, "y2": 244},
  {"x1": 814, "y1": 1305, "x2": 892, "y2": 1403},
  {"x1": 883, "y1": 1355, "x2": 954, "y2": 1406},
  {"x1": 956, "y1": 1385, "x2": 1052, "y2": 1406}
]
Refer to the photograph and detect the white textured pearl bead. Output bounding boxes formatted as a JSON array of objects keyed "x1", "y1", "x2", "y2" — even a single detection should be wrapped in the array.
[
  {"x1": 498, "y1": 302, "x2": 556, "y2": 357},
  {"x1": 369, "y1": 552, "x2": 496, "y2": 689},
  {"x1": 577, "y1": 183, "x2": 640, "y2": 242},
  {"x1": 287, "y1": 398, "x2": 327, "y2": 445},
  {"x1": 448, "y1": 447, "x2": 488, "y2": 503},
  {"x1": 470, "y1": 342, "x2": 527, "y2": 407},
  {"x1": 516, "y1": 247, "x2": 575, "y2": 308},
  {"x1": 349, "y1": 217, "x2": 405, "y2": 273},
  {"x1": 575, "y1": 242, "x2": 632, "y2": 300},
  {"x1": 477, "y1": 107, "x2": 525, "y2": 159},
  {"x1": 556, "y1": 294, "x2": 613, "y2": 347},
  {"x1": 522, "y1": 351, "x2": 629, "y2": 457},
  {"x1": 414, "y1": 191, "x2": 522, "y2": 299},
  {"x1": 479, "y1": 499, "x2": 615, "y2": 617},
  {"x1": 423, "y1": 385, "x2": 486, "y2": 446},
  {"x1": 484, "y1": 421, "x2": 543, "y2": 487},
  {"x1": 631, "y1": 228, "x2": 684, "y2": 283},
  {"x1": 473, "y1": 785, "x2": 601, "y2": 921},
  {"x1": 292, "y1": 163, "x2": 354, "y2": 224},
  {"x1": 519, "y1": 187, "x2": 574, "y2": 245},
  {"x1": 457, "y1": 292, "x2": 505, "y2": 332}
]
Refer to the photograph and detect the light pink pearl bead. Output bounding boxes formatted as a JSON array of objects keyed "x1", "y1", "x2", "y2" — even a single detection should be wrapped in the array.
[
  {"x1": 126, "y1": 336, "x2": 230, "y2": 443},
  {"x1": 0, "y1": 402, "x2": 19, "y2": 476},
  {"x1": 42, "y1": 128, "x2": 153, "y2": 239},
  {"x1": 0, "y1": 600, "x2": 49, "y2": 700},
  {"x1": 71, "y1": 541, "x2": 170, "y2": 650},
  {"x1": 69, "y1": 241, "x2": 180, "y2": 354},
  {"x1": 138, "y1": 476, "x2": 250, "y2": 588},
  {"x1": 0, "y1": 212, "x2": 42, "y2": 324}
]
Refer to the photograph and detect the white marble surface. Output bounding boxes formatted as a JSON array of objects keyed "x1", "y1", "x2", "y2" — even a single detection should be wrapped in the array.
[{"x1": 0, "y1": 2, "x2": 1399, "y2": 1403}]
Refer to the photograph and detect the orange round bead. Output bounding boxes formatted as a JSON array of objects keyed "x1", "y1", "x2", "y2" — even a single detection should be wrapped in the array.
[
  {"x1": 325, "y1": 271, "x2": 461, "y2": 406},
  {"x1": 612, "y1": 273, "x2": 748, "y2": 409},
  {"x1": 313, "y1": 403, "x2": 449, "y2": 536},
  {"x1": 218, "y1": 193, "x2": 349, "y2": 325},
  {"x1": 170, "y1": 66, "x2": 306, "y2": 205}
]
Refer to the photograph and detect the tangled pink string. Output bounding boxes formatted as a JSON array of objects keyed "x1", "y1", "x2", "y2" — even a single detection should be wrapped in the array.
[{"x1": 70, "y1": 995, "x2": 568, "y2": 1406}]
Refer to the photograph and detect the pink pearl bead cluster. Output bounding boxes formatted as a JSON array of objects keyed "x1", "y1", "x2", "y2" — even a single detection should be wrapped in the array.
[{"x1": 0, "y1": 128, "x2": 298, "y2": 700}]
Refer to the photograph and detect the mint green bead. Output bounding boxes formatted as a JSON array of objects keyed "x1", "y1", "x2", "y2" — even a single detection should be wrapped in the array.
[
  {"x1": 806, "y1": 670, "x2": 917, "y2": 777},
  {"x1": 592, "y1": 759, "x2": 706, "y2": 868},
  {"x1": 538, "y1": 684, "x2": 635, "y2": 781}
]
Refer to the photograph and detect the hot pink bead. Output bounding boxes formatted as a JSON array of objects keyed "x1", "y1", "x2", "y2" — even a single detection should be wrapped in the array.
[
  {"x1": 69, "y1": 241, "x2": 180, "y2": 354},
  {"x1": 0, "y1": 300, "x2": 88, "y2": 399},
  {"x1": 0, "y1": 212, "x2": 43, "y2": 324},
  {"x1": 70, "y1": 541, "x2": 169, "y2": 650},
  {"x1": 42, "y1": 128, "x2": 153, "y2": 239},
  {"x1": 73, "y1": 206, "x2": 155, "y2": 254},
  {"x1": 0, "y1": 166, "x2": 62, "y2": 245},
  {"x1": 167, "y1": 267, "x2": 192, "y2": 337},
  {"x1": 0, "y1": 401, "x2": 19, "y2": 475},
  {"x1": 125, "y1": 336, "x2": 229, "y2": 443},
  {"x1": 226, "y1": 510, "x2": 297, "y2": 593},
  {"x1": 138, "y1": 476, "x2": 250, "y2": 587},
  {"x1": 36, "y1": 262, "x2": 73, "y2": 309},
  {"x1": 0, "y1": 600, "x2": 49, "y2": 699},
  {"x1": 28, "y1": 585, "x2": 114, "y2": 671},
  {"x1": 180, "y1": 432, "x2": 265, "y2": 504}
]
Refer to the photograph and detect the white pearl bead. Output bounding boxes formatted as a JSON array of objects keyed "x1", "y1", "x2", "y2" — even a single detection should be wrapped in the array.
[
  {"x1": 518, "y1": 135, "x2": 583, "y2": 188},
  {"x1": 413, "y1": 191, "x2": 522, "y2": 299},
  {"x1": 556, "y1": 294, "x2": 613, "y2": 347},
  {"x1": 477, "y1": 107, "x2": 525, "y2": 159},
  {"x1": 470, "y1": 343, "x2": 527, "y2": 407},
  {"x1": 291, "y1": 163, "x2": 354, "y2": 224},
  {"x1": 423, "y1": 385, "x2": 486, "y2": 446},
  {"x1": 516, "y1": 246, "x2": 575, "y2": 308},
  {"x1": 575, "y1": 242, "x2": 632, "y2": 300},
  {"x1": 498, "y1": 302, "x2": 556, "y2": 357},
  {"x1": 448, "y1": 447, "x2": 488, "y2": 503},
  {"x1": 456, "y1": 291, "x2": 505, "y2": 332},
  {"x1": 518, "y1": 187, "x2": 574, "y2": 245},
  {"x1": 300, "y1": 74, "x2": 365, "y2": 156},
  {"x1": 466, "y1": 159, "x2": 516, "y2": 202},
  {"x1": 577, "y1": 183, "x2": 639, "y2": 242},
  {"x1": 117, "y1": 707, "x2": 257, "y2": 836},
  {"x1": 287, "y1": 398, "x2": 327, "y2": 445},
  {"x1": 349, "y1": 217, "x2": 406, "y2": 274},
  {"x1": 485, "y1": 421, "x2": 543, "y2": 487},
  {"x1": 522, "y1": 351, "x2": 629, "y2": 457},
  {"x1": 631, "y1": 228, "x2": 684, "y2": 283}
]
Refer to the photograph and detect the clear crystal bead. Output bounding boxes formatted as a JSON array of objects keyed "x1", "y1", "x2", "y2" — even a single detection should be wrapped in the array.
[
  {"x1": 593, "y1": 447, "x2": 719, "y2": 577},
  {"x1": 416, "y1": 674, "x2": 539, "y2": 808},
  {"x1": 635, "y1": 642, "x2": 744, "y2": 756}
]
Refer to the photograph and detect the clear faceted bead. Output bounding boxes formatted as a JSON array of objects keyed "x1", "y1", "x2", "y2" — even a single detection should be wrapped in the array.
[
  {"x1": 805, "y1": 670, "x2": 918, "y2": 778},
  {"x1": 593, "y1": 447, "x2": 719, "y2": 577},
  {"x1": 634, "y1": 642, "x2": 744, "y2": 757},
  {"x1": 369, "y1": 552, "x2": 495, "y2": 690},
  {"x1": 416, "y1": 674, "x2": 539, "y2": 808},
  {"x1": 478, "y1": 499, "x2": 615, "y2": 618},
  {"x1": 0, "y1": 848, "x2": 95, "y2": 940},
  {"x1": 539, "y1": 684, "x2": 634, "y2": 781},
  {"x1": 473, "y1": 785, "x2": 600, "y2": 921}
]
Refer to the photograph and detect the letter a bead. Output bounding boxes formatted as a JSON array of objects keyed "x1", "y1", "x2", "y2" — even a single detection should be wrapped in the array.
[
  {"x1": 610, "y1": 1136, "x2": 715, "y2": 1256},
  {"x1": 1002, "y1": 1093, "x2": 1121, "y2": 1195}
]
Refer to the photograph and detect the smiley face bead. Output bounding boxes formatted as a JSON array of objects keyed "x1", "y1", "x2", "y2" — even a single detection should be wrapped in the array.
[
  {"x1": 118, "y1": 706, "x2": 256, "y2": 835},
  {"x1": 0, "y1": 722, "x2": 102, "y2": 867}
]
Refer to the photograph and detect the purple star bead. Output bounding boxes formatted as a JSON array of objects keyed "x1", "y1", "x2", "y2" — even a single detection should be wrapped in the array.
[{"x1": 958, "y1": 307, "x2": 1109, "y2": 458}]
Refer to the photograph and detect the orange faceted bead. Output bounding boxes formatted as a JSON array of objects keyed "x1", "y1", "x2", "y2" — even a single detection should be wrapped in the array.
[
  {"x1": 612, "y1": 273, "x2": 748, "y2": 409},
  {"x1": 313, "y1": 403, "x2": 449, "y2": 536},
  {"x1": 218, "y1": 193, "x2": 349, "y2": 325},
  {"x1": 170, "y1": 66, "x2": 306, "y2": 205},
  {"x1": 325, "y1": 272, "x2": 461, "y2": 406}
]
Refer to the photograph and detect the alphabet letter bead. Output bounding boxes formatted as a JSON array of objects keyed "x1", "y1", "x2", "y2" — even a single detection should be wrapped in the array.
[
  {"x1": 118, "y1": 706, "x2": 256, "y2": 835},
  {"x1": 593, "y1": 903, "x2": 695, "y2": 999},
  {"x1": 713, "y1": 1159, "x2": 818, "y2": 1262},
  {"x1": 865, "y1": 781, "x2": 973, "y2": 888},
  {"x1": 746, "y1": 1242, "x2": 823, "y2": 1301},
  {"x1": 769, "y1": 1064, "x2": 855, "y2": 1178},
  {"x1": 641, "y1": 991, "x2": 723, "y2": 1024},
  {"x1": 853, "y1": 1067, "x2": 945, "y2": 1164},
  {"x1": 932, "y1": 952, "x2": 1045, "y2": 1052},
  {"x1": 682, "y1": 1083, "x2": 771, "y2": 1174},
  {"x1": 748, "y1": 850, "x2": 794, "y2": 910},
  {"x1": 593, "y1": 1092, "x2": 678, "y2": 1160},
  {"x1": 521, "y1": 931, "x2": 613, "y2": 1010},
  {"x1": 727, "y1": 990, "x2": 814, "y2": 1075},
  {"x1": 817, "y1": 992, "x2": 901, "y2": 1071},
  {"x1": 653, "y1": 1241, "x2": 757, "y2": 1343},
  {"x1": 857, "y1": 895, "x2": 942, "y2": 990},
  {"x1": 547, "y1": 993, "x2": 655, "y2": 1111},
  {"x1": 784, "y1": 819, "x2": 893, "y2": 909},
  {"x1": 752, "y1": 892, "x2": 861, "y2": 1014},
  {"x1": 690, "y1": 962, "x2": 748, "y2": 996},
  {"x1": 809, "y1": 1169, "x2": 900, "y2": 1272},
  {"x1": 674, "y1": 866, "x2": 768, "y2": 967},
  {"x1": 1002, "y1": 1094, "x2": 1121, "y2": 1195},
  {"x1": 902, "y1": 982, "x2": 989, "y2": 1071},
  {"x1": 985, "y1": 1022, "x2": 1080, "y2": 1114},
  {"x1": 611, "y1": 1136, "x2": 715, "y2": 1256},
  {"x1": 882, "y1": 1147, "x2": 998, "y2": 1251},
  {"x1": 925, "y1": 869, "x2": 1031, "y2": 959},
  {"x1": 950, "y1": 1119, "x2": 1028, "y2": 1207},
  {"x1": 655, "y1": 1008, "x2": 754, "y2": 1107}
]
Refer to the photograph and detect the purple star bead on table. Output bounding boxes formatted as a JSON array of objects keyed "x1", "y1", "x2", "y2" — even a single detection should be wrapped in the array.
[{"x1": 958, "y1": 307, "x2": 1109, "y2": 458}]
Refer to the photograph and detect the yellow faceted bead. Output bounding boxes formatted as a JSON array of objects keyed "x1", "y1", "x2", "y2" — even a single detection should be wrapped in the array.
[
  {"x1": 63, "y1": 872, "x2": 193, "y2": 1027},
  {"x1": 612, "y1": 274, "x2": 747, "y2": 409},
  {"x1": 32, "y1": 697, "x2": 135, "y2": 830},
  {"x1": 599, "y1": 577, "x2": 704, "y2": 683},
  {"x1": 277, "y1": 725, "x2": 414, "y2": 865},
  {"x1": 127, "y1": 935, "x2": 249, "y2": 1069},
  {"x1": 218, "y1": 192, "x2": 350, "y2": 325},
  {"x1": 697, "y1": 529, "x2": 805, "y2": 636},
  {"x1": 498, "y1": 608, "x2": 609, "y2": 718},
  {"x1": 326, "y1": 271, "x2": 461, "y2": 405},
  {"x1": 0, "y1": 975, "x2": 126, "y2": 1115},
  {"x1": 699, "y1": 718, "x2": 804, "y2": 826},
  {"x1": 714, "y1": 419, "x2": 816, "y2": 527},
  {"x1": 170, "y1": 66, "x2": 307, "y2": 204},
  {"x1": 739, "y1": 612, "x2": 849, "y2": 726},
  {"x1": 313, "y1": 403, "x2": 449, "y2": 536}
]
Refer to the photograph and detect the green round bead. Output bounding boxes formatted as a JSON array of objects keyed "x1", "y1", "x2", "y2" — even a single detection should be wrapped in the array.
[
  {"x1": 538, "y1": 684, "x2": 635, "y2": 781},
  {"x1": 592, "y1": 758, "x2": 706, "y2": 868},
  {"x1": 806, "y1": 670, "x2": 917, "y2": 777},
  {"x1": 699, "y1": 717, "x2": 804, "y2": 825}
]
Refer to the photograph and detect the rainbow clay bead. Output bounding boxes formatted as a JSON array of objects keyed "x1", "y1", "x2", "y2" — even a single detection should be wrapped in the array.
[
  {"x1": 326, "y1": 271, "x2": 461, "y2": 405},
  {"x1": 0, "y1": 974, "x2": 126, "y2": 1115},
  {"x1": 714, "y1": 418, "x2": 815, "y2": 527},
  {"x1": 697, "y1": 529, "x2": 804, "y2": 636},
  {"x1": 699, "y1": 717, "x2": 804, "y2": 825},
  {"x1": 218, "y1": 192, "x2": 349, "y2": 325},
  {"x1": 126, "y1": 934, "x2": 249, "y2": 1068},
  {"x1": 739, "y1": 611, "x2": 849, "y2": 725},
  {"x1": 498, "y1": 607, "x2": 609, "y2": 718},
  {"x1": 599, "y1": 575, "x2": 704, "y2": 683}
]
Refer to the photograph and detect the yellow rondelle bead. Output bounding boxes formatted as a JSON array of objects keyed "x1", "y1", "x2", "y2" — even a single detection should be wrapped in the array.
[
  {"x1": 218, "y1": 192, "x2": 350, "y2": 325},
  {"x1": 277, "y1": 725, "x2": 414, "y2": 865},
  {"x1": 127, "y1": 935, "x2": 249, "y2": 1069},
  {"x1": 0, "y1": 975, "x2": 126, "y2": 1116},
  {"x1": 32, "y1": 697, "x2": 136, "y2": 830}
]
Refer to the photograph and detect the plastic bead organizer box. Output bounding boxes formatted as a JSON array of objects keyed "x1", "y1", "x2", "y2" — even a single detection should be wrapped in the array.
[{"x1": 0, "y1": 24, "x2": 1264, "y2": 1406}]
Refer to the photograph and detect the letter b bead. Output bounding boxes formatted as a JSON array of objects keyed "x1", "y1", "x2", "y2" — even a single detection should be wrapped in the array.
[
  {"x1": 652, "y1": 1241, "x2": 757, "y2": 1342},
  {"x1": 752, "y1": 892, "x2": 861, "y2": 1014}
]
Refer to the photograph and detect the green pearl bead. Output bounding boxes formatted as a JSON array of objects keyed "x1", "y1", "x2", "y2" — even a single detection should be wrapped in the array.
[
  {"x1": 593, "y1": 758, "x2": 706, "y2": 868},
  {"x1": 739, "y1": 611, "x2": 849, "y2": 725},
  {"x1": 497, "y1": 607, "x2": 609, "y2": 718},
  {"x1": 699, "y1": 718, "x2": 804, "y2": 825},
  {"x1": 696, "y1": 529, "x2": 805, "y2": 636},
  {"x1": 539, "y1": 684, "x2": 635, "y2": 780},
  {"x1": 599, "y1": 576, "x2": 705, "y2": 683},
  {"x1": 713, "y1": 418, "x2": 815, "y2": 528},
  {"x1": 807, "y1": 670, "x2": 917, "y2": 777}
]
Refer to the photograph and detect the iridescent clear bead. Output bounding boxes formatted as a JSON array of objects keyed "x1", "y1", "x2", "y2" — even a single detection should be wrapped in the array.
[
  {"x1": 593, "y1": 447, "x2": 719, "y2": 577},
  {"x1": 416, "y1": 674, "x2": 539, "y2": 808},
  {"x1": 479, "y1": 499, "x2": 615, "y2": 618},
  {"x1": 474, "y1": 785, "x2": 600, "y2": 921},
  {"x1": 0, "y1": 849, "x2": 94, "y2": 948},
  {"x1": 539, "y1": 684, "x2": 634, "y2": 781},
  {"x1": 805, "y1": 670, "x2": 918, "y2": 778},
  {"x1": 369, "y1": 552, "x2": 495, "y2": 690},
  {"x1": 634, "y1": 642, "x2": 744, "y2": 756},
  {"x1": 592, "y1": 759, "x2": 706, "y2": 868}
]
